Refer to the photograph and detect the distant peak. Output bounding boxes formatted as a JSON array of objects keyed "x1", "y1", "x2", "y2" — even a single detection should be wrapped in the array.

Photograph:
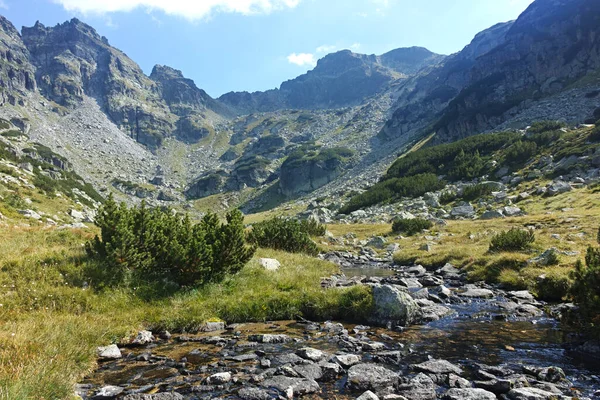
[{"x1": 150, "y1": 65, "x2": 185, "y2": 80}]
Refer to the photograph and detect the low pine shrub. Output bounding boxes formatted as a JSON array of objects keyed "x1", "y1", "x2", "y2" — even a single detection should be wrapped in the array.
[
  {"x1": 392, "y1": 218, "x2": 433, "y2": 236},
  {"x1": 439, "y1": 190, "x2": 457, "y2": 205},
  {"x1": 247, "y1": 217, "x2": 324, "y2": 255},
  {"x1": 528, "y1": 120, "x2": 566, "y2": 134},
  {"x1": 570, "y1": 245, "x2": 600, "y2": 322},
  {"x1": 505, "y1": 140, "x2": 538, "y2": 165},
  {"x1": 589, "y1": 125, "x2": 600, "y2": 142},
  {"x1": 461, "y1": 184, "x2": 493, "y2": 201},
  {"x1": 489, "y1": 228, "x2": 535, "y2": 252},
  {"x1": 86, "y1": 195, "x2": 255, "y2": 289}
]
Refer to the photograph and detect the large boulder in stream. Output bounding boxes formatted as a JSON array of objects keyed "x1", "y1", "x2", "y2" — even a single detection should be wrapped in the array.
[{"x1": 371, "y1": 284, "x2": 422, "y2": 327}]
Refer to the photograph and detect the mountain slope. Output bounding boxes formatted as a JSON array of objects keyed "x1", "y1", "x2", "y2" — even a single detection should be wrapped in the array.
[
  {"x1": 0, "y1": 16, "x2": 36, "y2": 107},
  {"x1": 382, "y1": 0, "x2": 600, "y2": 144}
]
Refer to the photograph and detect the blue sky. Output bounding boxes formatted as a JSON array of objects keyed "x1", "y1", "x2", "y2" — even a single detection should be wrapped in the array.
[{"x1": 0, "y1": 0, "x2": 534, "y2": 97}]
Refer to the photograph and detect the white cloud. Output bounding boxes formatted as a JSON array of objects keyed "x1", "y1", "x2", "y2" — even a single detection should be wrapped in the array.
[
  {"x1": 287, "y1": 52, "x2": 316, "y2": 67},
  {"x1": 51, "y1": 0, "x2": 301, "y2": 20},
  {"x1": 0, "y1": 0, "x2": 8, "y2": 10},
  {"x1": 350, "y1": 42, "x2": 361, "y2": 50},
  {"x1": 316, "y1": 44, "x2": 336, "y2": 54}
]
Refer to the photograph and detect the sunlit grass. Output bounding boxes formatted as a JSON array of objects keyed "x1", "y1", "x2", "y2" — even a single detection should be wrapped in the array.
[{"x1": 0, "y1": 225, "x2": 371, "y2": 398}]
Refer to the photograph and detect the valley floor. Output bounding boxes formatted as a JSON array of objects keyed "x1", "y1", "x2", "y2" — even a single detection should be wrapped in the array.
[{"x1": 0, "y1": 185, "x2": 598, "y2": 399}]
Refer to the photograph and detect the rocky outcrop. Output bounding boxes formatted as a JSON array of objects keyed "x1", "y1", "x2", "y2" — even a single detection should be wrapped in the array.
[
  {"x1": 150, "y1": 64, "x2": 231, "y2": 118},
  {"x1": 435, "y1": 0, "x2": 600, "y2": 142},
  {"x1": 0, "y1": 16, "x2": 36, "y2": 106},
  {"x1": 219, "y1": 47, "x2": 444, "y2": 114},
  {"x1": 379, "y1": 21, "x2": 513, "y2": 141},
  {"x1": 185, "y1": 171, "x2": 228, "y2": 200},
  {"x1": 21, "y1": 19, "x2": 175, "y2": 148},
  {"x1": 279, "y1": 146, "x2": 356, "y2": 197}
]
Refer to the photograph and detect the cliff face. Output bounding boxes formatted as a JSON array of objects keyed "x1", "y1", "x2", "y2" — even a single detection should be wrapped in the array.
[
  {"x1": 380, "y1": 22, "x2": 513, "y2": 140},
  {"x1": 0, "y1": 16, "x2": 36, "y2": 106},
  {"x1": 21, "y1": 19, "x2": 174, "y2": 148},
  {"x1": 434, "y1": 0, "x2": 600, "y2": 142},
  {"x1": 382, "y1": 0, "x2": 600, "y2": 144},
  {"x1": 219, "y1": 47, "x2": 445, "y2": 114}
]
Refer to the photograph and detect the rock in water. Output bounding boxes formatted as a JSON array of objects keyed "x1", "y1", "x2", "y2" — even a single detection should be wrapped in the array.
[
  {"x1": 443, "y1": 388, "x2": 497, "y2": 400},
  {"x1": 346, "y1": 363, "x2": 399, "y2": 391},
  {"x1": 414, "y1": 359, "x2": 463, "y2": 375},
  {"x1": 371, "y1": 284, "x2": 422, "y2": 327}
]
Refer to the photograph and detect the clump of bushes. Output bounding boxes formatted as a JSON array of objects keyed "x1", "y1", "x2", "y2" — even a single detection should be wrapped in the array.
[
  {"x1": 86, "y1": 195, "x2": 256, "y2": 289},
  {"x1": 570, "y1": 227, "x2": 600, "y2": 322},
  {"x1": 504, "y1": 140, "x2": 538, "y2": 165},
  {"x1": 439, "y1": 190, "x2": 457, "y2": 205},
  {"x1": 392, "y1": 218, "x2": 433, "y2": 236},
  {"x1": 247, "y1": 217, "x2": 325, "y2": 256},
  {"x1": 461, "y1": 183, "x2": 494, "y2": 201},
  {"x1": 489, "y1": 228, "x2": 535, "y2": 252},
  {"x1": 589, "y1": 125, "x2": 600, "y2": 142},
  {"x1": 528, "y1": 120, "x2": 566, "y2": 134},
  {"x1": 340, "y1": 173, "x2": 444, "y2": 214}
]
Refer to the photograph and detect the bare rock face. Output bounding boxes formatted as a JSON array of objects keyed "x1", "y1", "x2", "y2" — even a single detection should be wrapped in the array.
[
  {"x1": 435, "y1": 0, "x2": 600, "y2": 142},
  {"x1": 0, "y1": 16, "x2": 36, "y2": 106},
  {"x1": 21, "y1": 18, "x2": 175, "y2": 149}
]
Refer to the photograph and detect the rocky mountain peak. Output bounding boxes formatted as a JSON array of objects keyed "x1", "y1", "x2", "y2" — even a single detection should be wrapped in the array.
[
  {"x1": 150, "y1": 64, "x2": 185, "y2": 80},
  {"x1": 379, "y1": 46, "x2": 445, "y2": 75}
]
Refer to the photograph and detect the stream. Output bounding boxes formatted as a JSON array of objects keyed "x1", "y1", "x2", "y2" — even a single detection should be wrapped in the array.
[{"x1": 77, "y1": 262, "x2": 600, "y2": 399}]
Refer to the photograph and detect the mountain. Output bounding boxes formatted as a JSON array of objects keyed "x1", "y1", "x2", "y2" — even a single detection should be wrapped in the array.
[
  {"x1": 19, "y1": 18, "x2": 230, "y2": 148},
  {"x1": 219, "y1": 47, "x2": 444, "y2": 114},
  {"x1": 382, "y1": 0, "x2": 600, "y2": 143},
  {"x1": 1, "y1": 0, "x2": 600, "y2": 213},
  {"x1": 0, "y1": 15, "x2": 36, "y2": 106}
]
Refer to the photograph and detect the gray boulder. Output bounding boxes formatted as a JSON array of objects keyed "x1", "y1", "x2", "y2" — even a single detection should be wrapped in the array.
[
  {"x1": 451, "y1": 204, "x2": 475, "y2": 219},
  {"x1": 414, "y1": 359, "x2": 463, "y2": 375},
  {"x1": 371, "y1": 284, "x2": 422, "y2": 327},
  {"x1": 547, "y1": 181, "x2": 571, "y2": 196},
  {"x1": 97, "y1": 344, "x2": 121, "y2": 359},
  {"x1": 346, "y1": 363, "x2": 399, "y2": 391},
  {"x1": 261, "y1": 376, "x2": 320, "y2": 396},
  {"x1": 443, "y1": 388, "x2": 496, "y2": 400},
  {"x1": 481, "y1": 210, "x2": 504, "y2": 220}
]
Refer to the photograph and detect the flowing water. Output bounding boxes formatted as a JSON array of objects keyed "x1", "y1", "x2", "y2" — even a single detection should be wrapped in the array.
[{"x1": 80, "y1": 264, "x2": 600, "y2": 398}]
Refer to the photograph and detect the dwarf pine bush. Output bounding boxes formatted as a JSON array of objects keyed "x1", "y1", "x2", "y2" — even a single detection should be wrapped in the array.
[
  {"x1": 86, "y1": 195, "x2": 255, "y2": 288},
  {"x1": 489, "y1": 228, "x2": 535, "y2": 252},
  {"x1": 247, "y1": 217, "x2": 325, "y2": 255},
  {"x1": 392, "y1": 218, "x2": 433, "y2": 236}
]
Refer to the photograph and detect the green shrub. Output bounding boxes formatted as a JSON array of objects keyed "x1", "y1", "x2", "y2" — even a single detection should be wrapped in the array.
[
  {"x1": 391, "y1": 218, "x2": 433, "y2": 236},
  {"x1": 504, "y1": 140, "x2": 538, "y2": 165},
  {"x1": 570, "y1": 245, "x2": 600, "y2": 322},
  {"x1": 86, "y1": 195, "x2": 255, "y2": 290},
  {"x1": 489, "y1": 228, "x2": 535, "y2": 252},
  {"x1": 536, "y1": 270, "x2": 570, "y2": 302},
  {"x1": 589, "y1": 126, "x2": 600, "y2": 142},
  {"x1": 299, "y1": 218, "x2": 327, "y2": 237},
  {"x1": 385, "y1": 131, "x2": 520, "y2": 181},
  {"x1": 446, "y1": 149, "x2": 485, "y2": 181},
  {"x1": 461, "y1": 184, "x2": 493, "y2": 201},
  {"x1": 247, "y1": 217, "x2": 323, "y2": 256},
  {"x1": 340, "y1": 173, "x2": 444, "y2": 214},
  {"x1": 528, "y1": 120, "x2": 566, "y2": 134},
  {"x1": 439, "y1": 190, "x2": 457, "y2": 205},
  {"x1": 526, "y1": 129, "x2": 563, "y2": 146}
]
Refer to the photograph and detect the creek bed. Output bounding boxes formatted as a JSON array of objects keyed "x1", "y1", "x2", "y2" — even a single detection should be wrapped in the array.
[{"x1": 78, "y1": 264, "x2": 600, "y2": 399}]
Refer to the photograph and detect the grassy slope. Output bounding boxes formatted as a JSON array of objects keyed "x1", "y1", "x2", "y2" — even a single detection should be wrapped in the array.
[
  {"x1": 332, "y1": 186, "x2": 599, "y2": 296},
  {"x1": 0, "y1": 225, "x2": 371, "y2": 399}
]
